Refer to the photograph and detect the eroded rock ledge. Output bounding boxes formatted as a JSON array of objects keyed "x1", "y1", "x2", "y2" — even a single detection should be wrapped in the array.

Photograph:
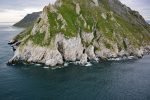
[{"x1": 8, "y1": 33, "x2": 150, "y2": 66}]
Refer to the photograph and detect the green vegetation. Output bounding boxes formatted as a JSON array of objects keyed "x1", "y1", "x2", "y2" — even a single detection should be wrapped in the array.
[
  {"x1": 58, "y1": 3, "x2": 78, "y2": 37},
  {"x1": 31, "y1": 32, "x2": 45, "y2": 46},
  {"x1": 104, "y1": 41, "x2": 112, "y2": 49},
  {"x1": 16, "y1": 0, "x2": 150, "y2": 48},
  {"x1": 48, "y1": 12, "x2": 60, "y2": 37},
  {"x1": 100, "y1": 0, "x2": 110, "y2": 10},
  {"x1": 14, "y1": 27, "x2": 32, "y2": 40}
]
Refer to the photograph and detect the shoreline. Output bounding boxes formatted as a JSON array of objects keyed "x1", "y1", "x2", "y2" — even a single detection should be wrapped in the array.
[
  {"x1": 8, "y1": 40, "x2": 150, "y2": 67},
  {"x1": 7, "y1": 55, "x2": 150, "y2": 70}
]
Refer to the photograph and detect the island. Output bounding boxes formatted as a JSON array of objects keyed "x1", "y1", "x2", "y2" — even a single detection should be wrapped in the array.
[{"x1": 8, "y1": 0, "x2": 150, "y2": 66}]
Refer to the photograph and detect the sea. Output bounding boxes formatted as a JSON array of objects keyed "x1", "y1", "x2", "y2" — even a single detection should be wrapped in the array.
[{"x1": 0, "y1": 22, "x2": 150, "y2": 100}]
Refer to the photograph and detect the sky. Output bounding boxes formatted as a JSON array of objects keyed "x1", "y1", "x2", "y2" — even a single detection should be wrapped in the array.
[{"x1": 0, "y1": 0, "x2": 150, "y2": 23}]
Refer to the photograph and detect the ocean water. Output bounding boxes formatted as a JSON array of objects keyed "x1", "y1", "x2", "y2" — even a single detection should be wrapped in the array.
[{"x1": 0, "y1": 23, "x2": 150, "y2": 100}]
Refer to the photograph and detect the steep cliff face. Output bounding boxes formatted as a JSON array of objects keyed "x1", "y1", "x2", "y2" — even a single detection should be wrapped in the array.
[
  {"x1": 9, "y1": 0, "x2": 150, "y2": 66},
  {"x1": 13, "y1": 12, "x2": 41, "y2": 27}
]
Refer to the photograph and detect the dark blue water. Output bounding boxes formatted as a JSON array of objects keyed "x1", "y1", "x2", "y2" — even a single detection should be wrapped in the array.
[{"x1": 0, "y1": 23, "x2": 150, "y2": 100}]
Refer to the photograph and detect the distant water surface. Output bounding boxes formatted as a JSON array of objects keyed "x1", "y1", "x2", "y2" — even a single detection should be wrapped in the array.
[{"x1": 0, "y1": 23, "x2": 150, "y2": 100}]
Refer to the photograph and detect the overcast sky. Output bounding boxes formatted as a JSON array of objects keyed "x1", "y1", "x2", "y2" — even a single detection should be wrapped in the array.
[{"x1": 0, "y1": 0, "x2": 150, "y2": 23}]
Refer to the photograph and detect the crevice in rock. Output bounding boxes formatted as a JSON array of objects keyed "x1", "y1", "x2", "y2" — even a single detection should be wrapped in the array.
[{"x1": 57, "y1": 41, "x2": 65, "y2": 61}]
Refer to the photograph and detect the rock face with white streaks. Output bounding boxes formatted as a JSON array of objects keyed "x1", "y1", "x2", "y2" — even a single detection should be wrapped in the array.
[
  {"x1": 79, "y1": 53, "x2": 88, "y2": 65},
  {"x1": 9, "y1": 0, "x2": 150, "y2": 66},
  {"x1": 9, "y1": 34, "x2": 85, "y2": 66}
]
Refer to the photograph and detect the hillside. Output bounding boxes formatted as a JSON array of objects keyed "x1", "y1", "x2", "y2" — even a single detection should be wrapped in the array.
[
  {"x1": 13, "y1": 12, "x2": 41, "y2": 27},
  {"x1": 9, "y1": 0, "x2": 150, "y2": 66}
]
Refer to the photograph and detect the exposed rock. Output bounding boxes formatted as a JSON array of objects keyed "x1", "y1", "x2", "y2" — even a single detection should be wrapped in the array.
[
  {"x1": 9, "y1": 41, "x2": 63, "y2": 66},
  {"x1": 44, "y1": 50, "x2": 63, "y2": 66},
  {"x1": 93, "y1": 0, "x2": 99, "y2": 6},
  {"x1": 134, "y1": 48, "x2": 144, "y2": 58},
  {"x1": 81, "y1": 32, "x2": 94, "y2": 44},
  {"x1": 76, "y1": 3, "x2": 81, "y2": 15},
  {"x1": 101, "y1": 13, "x2": 107, "y2": 19},
  {"x1": 95, "y1": 48, "x2": 116, "y2": 59},
  {"x1": 86, "y1": 45, "x2": 96, "y2": 60},
  {"x1": 144, "y1": 46, "x2": 150, "y2": 55},
  {"x1": 62, "y1": 35, "x2": 84, "y2": 61},
  {"x1": 79, "y1": 53, "x2": 88, "y2": 65},
  {"x1": 118, "y1": 50, "x2": 129, "y2": 57},
  {"x1": 55, "y1": 0, "x2": 62, "y2": 7},
  {"x1": 57, "y1": 14, "x2": 67, "y2": 29},
  {"x1": 8, "y1": 39, "x2": 18, "y2": 45}
]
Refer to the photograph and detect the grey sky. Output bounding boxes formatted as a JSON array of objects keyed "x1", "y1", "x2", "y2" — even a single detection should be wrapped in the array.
[
  {"x1": 0, "y1": 0, "x2": 55, "y2": 11},
  {"x1": 0, "y1": 0, "x2": 150, "y2": 22}
]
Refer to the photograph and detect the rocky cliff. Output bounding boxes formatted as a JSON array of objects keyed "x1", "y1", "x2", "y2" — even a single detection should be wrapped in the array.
[
  {"x1": 13, "y1": 12, "x2": 41, "y2": 27},
  {"x1": 9, "y1": 0, "x2": 150, "y2": 66}
]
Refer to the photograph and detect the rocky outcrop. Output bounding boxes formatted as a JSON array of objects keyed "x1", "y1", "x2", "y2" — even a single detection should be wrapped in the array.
[
  {"x1": 79, "y1": 53, "x2": 88, "y2": 65},
  {"x1": 9, "y1": 34, "x2": 84, "y2": 66},
  {"x1": 9, "y1": 0, "x2": 150, "y2": 66}
]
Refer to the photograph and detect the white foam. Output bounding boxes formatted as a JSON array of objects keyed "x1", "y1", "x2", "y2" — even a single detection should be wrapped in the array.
[
  {"x1": 51, "y1": 66, "x2": 63, "y2": 70},
  {"x1": 73, "y1": 61, "x2": 79, "y2": 65},
  {"x1": 128, "y1": 56, "x2": 135, "y2": 59},
  {"x1": 23, "y1": 62, "x2": 28, "y2": 65},
  {"x1": 64, "y1": 63, "x2": 69, "y2": 67},
  {"x1": 35, "y1": 64, "x2": 42, "y2": 66},
  {"x1": 108, "y1": 58, "x2": 122, "y2": 61},
  {"x1": 115, "y1": 58, "x2": 121, "y2": 61},
  {"x1": 43, "y1": 66, "x2": 49, "y2": 69},
  {"x1": 85, "y1": 62, "x2": 92, "y2": 66}
]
